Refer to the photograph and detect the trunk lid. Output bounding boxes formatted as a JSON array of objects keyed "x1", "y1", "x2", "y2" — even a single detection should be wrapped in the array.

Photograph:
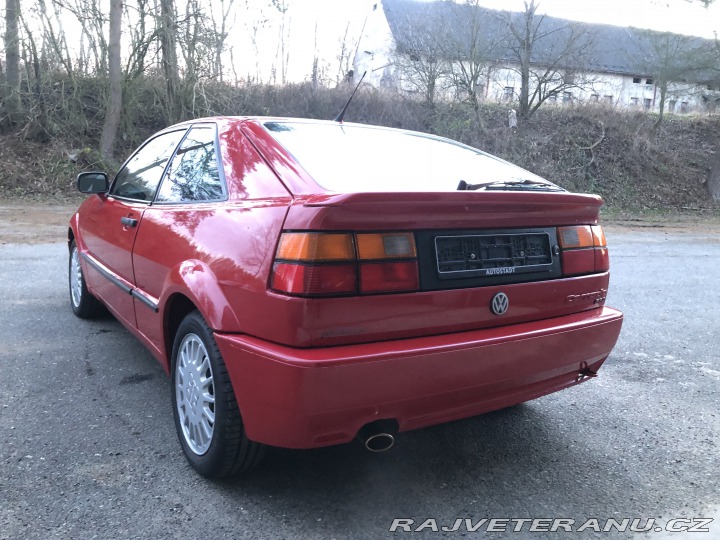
[{"x1": 270, "y1": 191, "x2": 609, "y2": 347}]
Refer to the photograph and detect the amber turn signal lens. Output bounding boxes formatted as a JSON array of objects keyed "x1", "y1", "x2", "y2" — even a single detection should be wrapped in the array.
[
  {"x1": 276, "y1": 233, "x2": 354, "y2": 261},
  {"x1": 356, "y1": 233, "x2": 417, "y2": 260},
  {"x1": 591, "y1": 225, "x2": 607, "y2": 247},
  {"x1": 558, "y1": 226, "x2": 594, "y2": 249}
]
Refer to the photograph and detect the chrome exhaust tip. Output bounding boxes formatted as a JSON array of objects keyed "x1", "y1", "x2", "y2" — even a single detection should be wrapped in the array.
[
  {"x1": 357, "y1": 421, "x2": 397, "y2": 452},
  {"x1": 364, "y1": 432, "x2": 395, "y2": 453}
]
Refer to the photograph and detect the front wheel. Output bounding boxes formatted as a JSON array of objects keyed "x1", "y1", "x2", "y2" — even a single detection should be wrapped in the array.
[
  {"x1": 171, "y1": 310, "x2": 264, "y2": 478},
  {"x1": 69, "y1": 240, "x2": 102, "y2": 318}
]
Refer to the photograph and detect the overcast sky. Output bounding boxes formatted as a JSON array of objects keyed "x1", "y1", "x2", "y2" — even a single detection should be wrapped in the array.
[{"x1": 237, "y1": 0, "x2": 720, "y2": 83}]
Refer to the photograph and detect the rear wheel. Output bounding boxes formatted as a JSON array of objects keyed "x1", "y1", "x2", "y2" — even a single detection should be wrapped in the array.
[
  {"x1": 69, "y1": 240, "x2": 102, "y2": 318},
  {"x1": 171, "y1": 310, "x2": 264, "y2": 478}
]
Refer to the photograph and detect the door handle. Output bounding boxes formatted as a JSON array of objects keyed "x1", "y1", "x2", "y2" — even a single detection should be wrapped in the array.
[{"x1": 121, "y1": 216, "x2": 138, "y2": 228}]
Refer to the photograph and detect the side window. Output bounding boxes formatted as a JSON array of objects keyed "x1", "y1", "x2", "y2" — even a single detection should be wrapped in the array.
[
  {"x1": 156, "y1": 126, "x2": 225, "y2": 203},
  {"x1": 110, "y1": 130, "x2": 186, "y2": 201}
]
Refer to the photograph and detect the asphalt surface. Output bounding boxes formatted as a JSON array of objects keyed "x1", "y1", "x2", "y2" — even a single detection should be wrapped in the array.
[{"x1": 1, "y1": 228, "x2": 718, "y2": 539}]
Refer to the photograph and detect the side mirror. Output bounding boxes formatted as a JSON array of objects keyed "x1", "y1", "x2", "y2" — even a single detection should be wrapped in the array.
[{"x1": 77, "y1": 172, "x2": 109, "y2": 194}]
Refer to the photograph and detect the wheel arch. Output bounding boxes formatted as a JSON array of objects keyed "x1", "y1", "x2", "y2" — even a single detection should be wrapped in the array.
[
  {"x1": 163, "y1": 293, "x2": 199, "y2": 370},
  {"x1": 159, "y1": 260, "x2": 241, "y2": 370}
]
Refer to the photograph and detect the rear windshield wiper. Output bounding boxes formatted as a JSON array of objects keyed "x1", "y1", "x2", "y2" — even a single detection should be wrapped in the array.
[{"x1": 457, "y1": 179, "x2": 564, "y2": 192}]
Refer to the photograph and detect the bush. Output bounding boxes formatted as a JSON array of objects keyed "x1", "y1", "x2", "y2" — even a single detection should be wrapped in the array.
[{"x1": 1, "y1": 74, "x2": 718, "y2": 211}]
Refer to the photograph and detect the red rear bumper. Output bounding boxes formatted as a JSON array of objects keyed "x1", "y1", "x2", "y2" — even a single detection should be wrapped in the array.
[{"x1": 215, "y1": 306, "x2": 623, "y2": 449}]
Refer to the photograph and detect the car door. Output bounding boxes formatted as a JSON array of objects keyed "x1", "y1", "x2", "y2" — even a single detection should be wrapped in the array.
[
  {"x1": 79, "y1": 129, "x2": 187, "y2": 327},
  {"x1": 131, "y1": 124, "x2": 227, "y2": 350}
]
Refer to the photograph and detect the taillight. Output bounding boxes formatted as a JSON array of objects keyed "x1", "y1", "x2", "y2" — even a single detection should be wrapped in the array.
[
  {"x1": 271, "y1": 232, "x2": 419, "y2": 297},
  {"x1": 558, "y1": 225, "x2": 609, "y2": 276}
]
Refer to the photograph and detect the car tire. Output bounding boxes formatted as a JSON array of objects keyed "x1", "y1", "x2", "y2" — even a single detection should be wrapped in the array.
[
  {"x1": 171, "y1": 310, "x2": 265, "y2": 478},
  {"x1": 69, "y1": 240, "x2": 102, "y2": 319}
]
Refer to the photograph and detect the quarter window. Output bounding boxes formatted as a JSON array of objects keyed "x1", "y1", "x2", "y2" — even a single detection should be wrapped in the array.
[
  {"x1": 111, "y1": 130, "x2": 186, "y2": 201},
  {"x1": 156, "y1": 126, "x2": 225, "y2": 203}
]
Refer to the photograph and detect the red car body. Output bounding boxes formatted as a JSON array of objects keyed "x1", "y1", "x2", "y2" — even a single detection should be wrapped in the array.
[{"x1": 69, "y1": 117, "x2": 623, "y2": 473}]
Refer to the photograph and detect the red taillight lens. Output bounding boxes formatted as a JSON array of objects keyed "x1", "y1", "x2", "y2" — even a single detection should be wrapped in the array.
[
  {"x1": 359, "y1": 261, "x2": 419, "y2": 293},
  {"x1": 594, "y1": 247, "x2": 609, "y2": 272},
  {"x1": 271, "y1": 231, "x2": 420, "y2": 297},
  {"x1": 558, "y1": 225, "x2": 609, "y2": 276},
  {"x1": 271, "y1": 263, "x2": 357, "y2": 296},
  {"x1": 561, "y1": 250, "x2": 596, "y2": 276}
]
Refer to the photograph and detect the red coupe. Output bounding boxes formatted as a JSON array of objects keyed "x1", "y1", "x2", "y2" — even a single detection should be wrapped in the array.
[{"x1": 68, "y1": 117, "x2": 623, "y2": 478}]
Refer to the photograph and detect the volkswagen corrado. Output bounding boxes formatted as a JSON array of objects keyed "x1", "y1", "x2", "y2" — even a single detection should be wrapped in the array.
[{"x1": 68, "y1": 117, "x2": 623, "y2": 478}]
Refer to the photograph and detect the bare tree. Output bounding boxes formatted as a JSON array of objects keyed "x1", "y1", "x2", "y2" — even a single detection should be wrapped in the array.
[
  {"x1": 100, "y1": 0, "x2": 123, "y2": 159},
  {"x1": 392, "y1": 26, "x2": 449, "y2": 106},
  {"x1": 208, "y1": 0, "x2": 236, "y2": 81},
  {"x1": 335, "y1": 23, "x2": 354, "y2": 85},
  {"x1": 441, "y1": 0, "x2": 505, "y2": 115},
  {"x1": 389, "y1": 1, "x2": 470, "y2": 107},
  {"x1": 125, "y1": 0, "x2": 157, "y2": 80},
  {"x1": 36, "y1": 0, "x2": 75, "y2": 79},
  {"x1": 636, "y1": 30, "x2": 712, "y2": 128},
  {"x1": 159, "y1": 0, "x2": 181, "y2": 122},
  {"x1": 18, "y1": 13, "x2": 50, "y2": 140},
  {"x1": 3, "y1": 0, "x2": 23, "y2": 125},
  {"x1": 504, "y1": 0, "x2": 595, "y2": 120},
  {"x1": 270, "y1": 0, "x2": 290, "y2": 84}
]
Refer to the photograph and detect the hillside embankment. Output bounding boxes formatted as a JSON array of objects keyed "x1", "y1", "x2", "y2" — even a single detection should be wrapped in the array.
[{"x1": 1, "y1": 81, "x2": 718, "y2": 214}]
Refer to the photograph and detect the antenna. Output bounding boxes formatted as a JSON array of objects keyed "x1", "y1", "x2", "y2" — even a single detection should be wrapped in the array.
[{"x1": 334, "y1": 71, "x2": 367, "y2": 123}]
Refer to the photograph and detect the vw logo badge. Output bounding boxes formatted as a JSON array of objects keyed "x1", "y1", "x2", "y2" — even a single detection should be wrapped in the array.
[{"x1": 491, "y1": 292, "x2": 509, "y2": 315}]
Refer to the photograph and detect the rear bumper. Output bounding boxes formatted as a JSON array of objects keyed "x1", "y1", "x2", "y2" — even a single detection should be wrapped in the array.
[{"x1": 215, "y1": 306, "x2": 623, "y2": 449}]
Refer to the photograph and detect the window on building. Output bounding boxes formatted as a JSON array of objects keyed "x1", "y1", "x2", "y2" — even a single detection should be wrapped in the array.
[
  {"x1": 643, "y1": 98, "x2": 652, "y2": 110},
  {"x1": 630, "y1": 97, "x2": 639, "y2": 106},
  {"x1": 668, "y1": 100, "x2": 676, "y2": 113},
  {"x1": 548, "y1": 94, "x2": 557, "y2": 103},
  {"x1": 604, "y1": 95, "x2": 614, "y2": 103},
  {"x1": 563, "y1": 91, "x2": 573, "y2": 103},
  {"x1": 504, "y1": 87, "x2": 514, "y2": 101},
  {"x1": 680, "y1": 101, "x2": 689, "y2": 113},
  {"x1": 591, "y1": 94, "x2": 600, "y2": 102},
  {"x1": 646, "y1": 78, "x2": 653, "y2": 85},
  {"x1": 633, "y1": 77, "x2": 641, "y2": 84}
]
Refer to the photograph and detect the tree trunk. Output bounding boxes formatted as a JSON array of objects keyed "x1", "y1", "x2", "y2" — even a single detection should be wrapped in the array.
[
  {"x1": 159, "y1": 0, "x2": 180, "y2": 123},
  {"x1": 100, "y1": 0, "x2": 123, "y2": 160},
  {"x1": 518, "y1": 1, "x2": 535, "y2": 120},
  {"x1": 20, "y1": 17, "x2": 48, "y2": 141},
  {"x1": 653, "y1": 81, "x2": 667, "y2": 130},
  {"x1": 707, "y1": 148, "x2": 720, "y2": 203},
  {"x1": 4, "y1": 0, "x2": 23, "y2": 125}
]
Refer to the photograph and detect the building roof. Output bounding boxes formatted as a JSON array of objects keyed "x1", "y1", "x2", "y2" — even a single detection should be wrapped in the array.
[{"x1": 382, "y1": 0, "x2": 717, "y2": 78}]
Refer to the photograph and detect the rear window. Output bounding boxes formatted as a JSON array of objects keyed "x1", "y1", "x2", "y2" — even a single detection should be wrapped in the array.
[{"x1": 263, "y1": 121, "x2": 553, "y2": 193}]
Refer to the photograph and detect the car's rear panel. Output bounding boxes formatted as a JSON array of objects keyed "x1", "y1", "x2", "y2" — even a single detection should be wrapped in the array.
[{"x1": 247, "y1": 191, "x2": 611, "y2": 348}]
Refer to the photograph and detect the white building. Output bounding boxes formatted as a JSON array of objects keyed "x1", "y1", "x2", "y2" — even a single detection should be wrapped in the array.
[{"x1": 354, "y1": 0, "x2": 720, "y2": 114}]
